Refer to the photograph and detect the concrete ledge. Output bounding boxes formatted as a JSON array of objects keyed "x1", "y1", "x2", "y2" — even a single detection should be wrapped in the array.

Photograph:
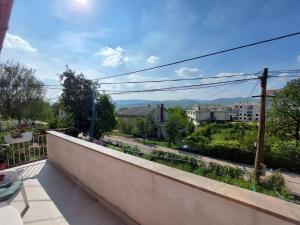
[{"x1": 47, "y1": 131, "x2": 300, "y2": 225}]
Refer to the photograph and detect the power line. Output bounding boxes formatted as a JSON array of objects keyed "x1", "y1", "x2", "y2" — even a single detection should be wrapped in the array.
[
  {"x1": 243, "y1": 79, "x2": 260, "y2": 103},
  {"x1": 98, "y1": 74, "x2": 296, "y2": 96},
  {"x1": 96, "y1": 32, "x2": 300, "y2": 80},
  {"x1": 99, "y1": 77, "x2": 259, "y2": 95},
  {"x1": 99, "y1": 72, "x2": 259, "y2": 85},
  {"x1": 0, "y1": 69, "x2": 298, "y2": 89}
]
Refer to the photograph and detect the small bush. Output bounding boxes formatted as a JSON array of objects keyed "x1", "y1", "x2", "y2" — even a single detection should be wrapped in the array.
[{"x1": 260, "y1": 171, "x2": 286, "y2": 192}]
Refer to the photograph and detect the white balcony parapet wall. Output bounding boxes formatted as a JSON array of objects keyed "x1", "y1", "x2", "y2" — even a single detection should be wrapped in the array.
[{"x1": 47, "y1": 131, "x2": 300, "y2": 225}]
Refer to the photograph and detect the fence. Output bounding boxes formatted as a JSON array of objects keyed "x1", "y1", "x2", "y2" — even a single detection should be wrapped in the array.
[{"x1": 0, "y1": 134, "x2": 47, "y2": 168}]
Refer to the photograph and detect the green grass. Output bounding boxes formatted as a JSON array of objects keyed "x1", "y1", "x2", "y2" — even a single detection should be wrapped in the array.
[
  {"x1": 144, "y1": 139, "x2": 179, "y2": 149},
  {"x1": 106, "y1": 130, "x2": 133, "y2": 137}
]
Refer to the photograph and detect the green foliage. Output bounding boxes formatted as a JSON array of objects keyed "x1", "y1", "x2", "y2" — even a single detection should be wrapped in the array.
[
  {"x1": 267, "y1": 78, "x2": 300, "y2": 141},
  {"x1": 117, "y1": 118, "x2": 135, "y2": 135},
  {"x1": 135, "y1": 115, "x2": 156, "y2": 142},
  {"x1": 260, "y1": 171, "x2": 285, "y2": 191},
  {"x1": 166, "y1": 106, "x2": 194, "y2": 146},
  {"x1": 265, "y1": 140, "x2": 300, "y2": 172},
  {"x1": 60, "y1": 69, "x2": 94, "y2": 133},
  {"x1": 59, "y1": 69, "x2": 116, "y2": 137},
  {"x1": 121, "y1": 145, "x2": 143, "y2": 157},
  {"x1": 183, "y1": 121, "x2": 300, "y2": 172},
  {"x1": 0, "y1": 61, "x2": 45, "y2": 121},
  {"x1": 94, "y1": 94, "x2": 117, "y2": 137}
]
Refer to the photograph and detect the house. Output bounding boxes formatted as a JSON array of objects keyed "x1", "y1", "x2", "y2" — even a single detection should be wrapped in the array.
[
  {"x1": 186, "y1": 105, "x2": 230, "y2": 126},
  {"x1": 117, "y1": 104, "x2": 168, "y2": 138}
]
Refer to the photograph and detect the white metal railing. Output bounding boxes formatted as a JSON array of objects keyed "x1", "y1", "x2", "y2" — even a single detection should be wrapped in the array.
[{"x1": 1, "y1": 134, "x2": 47, "y2": 168}]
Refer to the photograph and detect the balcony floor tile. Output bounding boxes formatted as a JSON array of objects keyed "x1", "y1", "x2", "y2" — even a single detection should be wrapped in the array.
[{"x1": 10, "y1": 160, "x2": 126, "y2": 225}]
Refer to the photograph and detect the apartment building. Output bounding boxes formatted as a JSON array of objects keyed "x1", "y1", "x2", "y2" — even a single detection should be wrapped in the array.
[
  {"x1": 186, "y1": 105, "x2": 231, "y2": 126},
  {"x1": 231, "y1": 103, "x2": 260, "y2": 122}
]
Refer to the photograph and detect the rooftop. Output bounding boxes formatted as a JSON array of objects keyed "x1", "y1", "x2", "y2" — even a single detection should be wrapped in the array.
[{"x1": 117, "y1": 106, "x2": 158, "y2": 117}]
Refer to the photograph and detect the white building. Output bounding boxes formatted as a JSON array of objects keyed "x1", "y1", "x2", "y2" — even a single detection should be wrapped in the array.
[
  {"x1": 230, "y1": 103, "x2": 260, "y2": 122},
  {"x1": 186, "y1": 105, "x2": 231, "y2": 126}
]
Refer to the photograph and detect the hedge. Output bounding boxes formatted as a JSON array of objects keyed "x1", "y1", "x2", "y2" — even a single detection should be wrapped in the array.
[{"x1": 188, "y1": 140, "x2": 300, "y2": 173}]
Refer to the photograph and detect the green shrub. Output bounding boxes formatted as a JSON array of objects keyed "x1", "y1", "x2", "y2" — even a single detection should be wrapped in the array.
[
  {"x1": 182, "y1": 122, "x2": 300, "y2": 173},
  {"x1": 260, "y1": 171, "x2": 285, "y2": 191},
  {"x1": 121, "y1": 145, "x2": 143, "y2": 157},
  {"x1": 265, "y1": 140, "x2": 300, "y2": 172}
]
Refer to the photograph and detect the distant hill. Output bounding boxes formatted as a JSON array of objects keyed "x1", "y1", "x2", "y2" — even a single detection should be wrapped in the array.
[{"x1": 114, "y1": 97, "x2": 257, "y2": 109}]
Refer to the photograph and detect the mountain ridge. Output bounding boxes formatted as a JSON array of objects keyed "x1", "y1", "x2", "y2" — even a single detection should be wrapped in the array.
[{"x1": 114, "y1": 97, "x2": 257, "y2": 109}]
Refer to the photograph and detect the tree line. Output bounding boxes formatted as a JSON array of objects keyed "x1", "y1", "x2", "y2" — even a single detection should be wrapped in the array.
[{"x1": 0, "y1": 61, "x2": 116, "y2": 138}]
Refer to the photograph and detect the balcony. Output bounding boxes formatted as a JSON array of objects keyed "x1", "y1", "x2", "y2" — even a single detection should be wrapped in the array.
[
  {"x1": 10, "y1": 160, "x2": 126, "y2": 225},
  {"x1": 3, "y1": 131, "x2": 300, "y2": 225}
]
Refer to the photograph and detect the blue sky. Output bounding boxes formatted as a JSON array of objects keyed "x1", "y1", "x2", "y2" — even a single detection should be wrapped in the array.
[{"x1": 1, "y1": 0, "x2": 300, "y2": 101}]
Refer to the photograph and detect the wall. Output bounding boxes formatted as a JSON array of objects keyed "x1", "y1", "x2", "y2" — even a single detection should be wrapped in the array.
[{"x1": 47, "y1": 131, "x2": 300, "y2": 225}]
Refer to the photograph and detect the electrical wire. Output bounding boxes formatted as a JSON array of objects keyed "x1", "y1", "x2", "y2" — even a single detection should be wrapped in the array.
[
  {"x1": 95, "y1": 32, "x2": 300, "y2": 80},
  {"x1": 99, "y1": 72, "x2": 259, "y2": 85},
  {"x1": 98, "y1": 77, "x2": 260, "y2": 95}
]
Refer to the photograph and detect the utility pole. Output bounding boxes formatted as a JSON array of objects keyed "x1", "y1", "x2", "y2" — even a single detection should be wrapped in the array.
[
  {"x1": 253, "y1": 68, "x2": 268, "y2": 183},
  {"x1": 90, "y1": 84, "x2": 97, "y2": 138}
]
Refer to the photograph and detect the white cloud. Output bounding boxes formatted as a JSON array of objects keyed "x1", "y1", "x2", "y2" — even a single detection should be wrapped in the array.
[
  {"x1": 175, "y1": 67, "x2": 200, "y2": 78},
  {"x1": 4, "y1": 33, "x2": 37, "y2": 52},
  {"x1": 94, "y1": 46, "x2": 127, "y2": 67},
  {"x1": 147, "y1": 56, "x2": 159, "y2": 64}
]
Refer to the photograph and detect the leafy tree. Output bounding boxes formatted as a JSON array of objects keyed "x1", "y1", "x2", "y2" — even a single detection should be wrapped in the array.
[
  {"x1": 0, "y1": 61, "x2": 45, "y2": 121},
  {"x1": 166, "y1": 115, "x2": 183, "y2": 146},
  {"x1": 59, "y1": 69, "x2": 95, "y2": 133},
  {"x1": 135, "y1": 115, "x2": 156, "y2": 142},
  {"x1": 267, "y1": 78, "x2": 300, "y2": 141},
  {"x1": 59, "y1": 69, "x2": 116, "y2": 138},
  {"x1": 94, "y1": 94, "x2": 117, "y2": 137},
  {"x1": 118, "y1": 118, "x2": 135, "y2": 135},
  {"x1": 166, "y1": 106, "x2": 194, "y2": 146}
]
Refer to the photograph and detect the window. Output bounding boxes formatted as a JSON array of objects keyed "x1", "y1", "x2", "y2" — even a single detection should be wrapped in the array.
[
  {"x1": 256, "y1": 114, "x2": 258, "y2": 116},
  {"x1": 244, "y1": 117, "x2": 246, "y2": 120},
  {"x1": 244, "y1": 114, "x2": 246, "y2": 116},
  {"x1": 240, "y1": 106, "x2": 242, "y2": 108}
]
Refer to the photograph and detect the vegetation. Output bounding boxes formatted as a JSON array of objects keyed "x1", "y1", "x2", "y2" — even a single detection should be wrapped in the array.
[
  {"x1": 135, "y1": 115, "x2": 156, "y2": 142},
  {"x1": 59, "y1": 69, "x2": 95, "y2": 134},
  {"x1": 182, "y1": 122, "x2": 300, "y2": 173},
  {"x1": 165, "y1": 106, "x2": 194, "y2": 146},
  {"x1": 0, "y1": 61, "x2": 46, "y2": 122},
  {"x1": 267, "y1": 78, "x2": 300, "y2": 141},
  {"x1": 94, "y1": 94, "x2": 117, "y2": 137},
  {"x1": 117, "y1": 118, "x2": 135, "y2": 135},
  {"x1": 59, "y1": 69, "x2": 116, "y2": 138}
]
